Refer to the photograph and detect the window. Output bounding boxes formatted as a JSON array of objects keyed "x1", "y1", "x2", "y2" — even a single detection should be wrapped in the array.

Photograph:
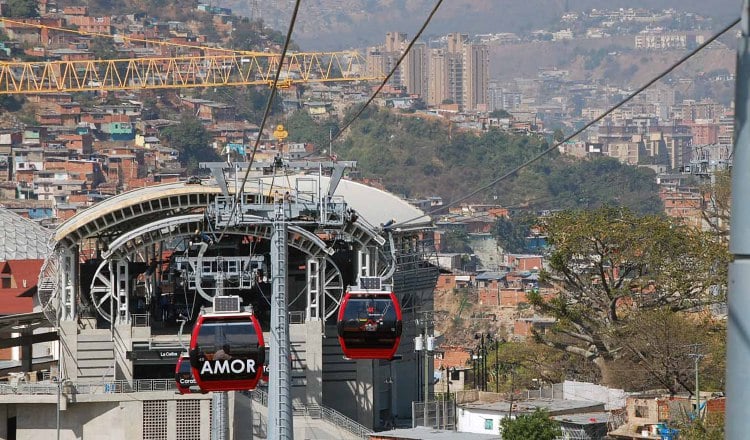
[
  {"x1": 484, "y1": 419, "x2": 493, "y2": 430},
  {"x1": 635, "y1": 405, "x2": 649, "y2": 418}
]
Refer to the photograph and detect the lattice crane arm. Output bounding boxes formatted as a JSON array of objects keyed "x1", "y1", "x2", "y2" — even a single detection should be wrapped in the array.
[{"x1": 0, "y1": 51, "x2": 384, "y2": 94}]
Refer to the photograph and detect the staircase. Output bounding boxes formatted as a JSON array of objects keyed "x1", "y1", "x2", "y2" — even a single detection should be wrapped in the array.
[
  {"x1": 76, "y1": 329, "x2": 114, "y2": 382},
  {"x1": 246, "y1": 389, "x2": 372, "y2": 440}
]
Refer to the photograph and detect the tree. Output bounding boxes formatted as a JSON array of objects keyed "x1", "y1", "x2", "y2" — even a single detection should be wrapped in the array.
[
  {"x1": 700, "y1": 169, "x2": 731, "y2": 245},
  {"x1": 89, "y1": 37, "x2": 119, "y2": 60},
  {"x1": 528, "y1": 206, "x2": 729, "y2": 386},
  {"x1": 612, "y1": 308, "x2": 725, "y2": 394},
  {"x1": 160, "y1": 114, "x2": 218, "y2": 173},
  {"x1": 494, "y1": 212, "x2": 538, "y2": 254},
  {"x1": 284, "y1": 110, "x2": 339, "y2": 150},
  {"x1": 440, "y1": 229, "x2": 472, "y2": 254},
  {"x1": 490, "y1": 109, "x2": 511, "y2": 119},
  {"x1": 674, "y1": 412, "x2": 725, "y2": 440},
  {"x1": 4, "y1": 0, "x2": 38, "y2": 17},
  {"x1": 499, "y1": 409, "x2": 561, "y2": 440}
]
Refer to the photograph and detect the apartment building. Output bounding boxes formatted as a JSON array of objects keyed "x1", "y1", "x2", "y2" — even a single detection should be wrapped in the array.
[{"x1": 370, "y1": 32, "x2": 488, "y2": 111}]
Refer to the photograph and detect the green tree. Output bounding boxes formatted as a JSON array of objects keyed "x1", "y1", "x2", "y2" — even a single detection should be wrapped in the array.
[
  {"x1": 700, "y1": 169, "x2": 731, "y2": 245},
  {"x1": 160, "y1": 114, "x2": 218, "y2": 173},
  {"x1": 4, "y1": 0, "x2": 38, "y2": 17},
  {"x1": 499, "y1": 409, "x2": 561, "y2": 440},
  {"x1": 440, "y1": 229, "x2": 472, "y2": 254},
  {"x1": 612, "y1": 309, "x2": 725, "y2": 394},
  {"x1": 284, "y1": 110, "x2": 339, "y2": 150},
  {"x1": 528, "y1": 206, "x2": 729, "y2": 386},
  {"x1": 675, "y1": 412, "x2": 724, "y2": 440},
  {"x1": 89, "y1": 37, "x2": 118, "y2": 60},
  {"x1": 490, "y1": 109, "x2": 511, "y2": 118},
  {"x1": 494, "y1": 212, "x2": 538, "y2": 254}
]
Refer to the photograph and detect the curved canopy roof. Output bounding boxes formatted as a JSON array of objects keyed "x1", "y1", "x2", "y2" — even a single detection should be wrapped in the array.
[{"x1": 53, "y1": 174, "x2": 431, "y2": 249}]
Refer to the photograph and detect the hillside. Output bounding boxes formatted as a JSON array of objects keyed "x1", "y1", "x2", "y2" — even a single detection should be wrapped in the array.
[
  {"x1": 215, "y1": 0, "x2": 742, "y2": 50},
  {"x1": 489, "y1": 38, "x2": 737, "y2": 87},
  {"x1": 285, "y1": 108, "x2": 665, "y2": 215}
]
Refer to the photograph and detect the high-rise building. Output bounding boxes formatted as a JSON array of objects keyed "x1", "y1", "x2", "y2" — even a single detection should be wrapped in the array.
[
  {"x1": 385, "y1": 32, "x2": 407, "y2": 52},
  {"x1": 365, "y1": 47, "x2": 385, "y2": 79},
  {"x1": 384, "y1": 32, "x2": 408, "y2": 87},
  {"x1": 464, "y1": 44, "x2": 489, "y2": 111},
  {"x1": 402, "y1": 42, "x2": 428, "y2": 97},
  {"x1": 427, "y1": 48, "x2": 449, "y2": 106},
  {"x1": 373, "y1": 31, "x2": 490, "y2": 111},
  {"x1": 436, "y1": 33, "x2": 489, "y2": 111}
]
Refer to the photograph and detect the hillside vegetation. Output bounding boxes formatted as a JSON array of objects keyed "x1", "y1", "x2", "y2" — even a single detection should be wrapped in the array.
[{"x1": 286, "y1": 108, "x2": 664, "y2": 214}]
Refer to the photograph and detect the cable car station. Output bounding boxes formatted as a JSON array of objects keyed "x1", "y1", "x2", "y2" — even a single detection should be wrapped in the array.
[{"x1": 33, "y1": 158, "x2": 439, "y2": 438}]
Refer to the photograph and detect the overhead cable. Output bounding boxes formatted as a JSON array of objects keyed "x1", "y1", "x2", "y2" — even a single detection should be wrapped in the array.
[
  {"x1": 331, "y1": 0, "x2": 444, "y2": 143},
  {"x1": 216, "y1": 0, "x2": 302, "y2": 242}
]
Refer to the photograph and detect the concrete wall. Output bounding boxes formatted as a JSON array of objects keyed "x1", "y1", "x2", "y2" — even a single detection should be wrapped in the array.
[
  {"x1": 563, "y1": 380, "x2": 626, "y2": 410},
  {"x1": 457, "y1": 408, "x2": 508, "y2": 435},
  {"x1": 0, "y1": 391, "x2": 214, "y2": 440}
]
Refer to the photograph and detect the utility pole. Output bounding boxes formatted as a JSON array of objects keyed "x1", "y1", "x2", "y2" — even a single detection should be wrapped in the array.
[
  {"x1": 687, "y1": 345, "x2": 705, "y2": 420},
  {"x1": 415, "y1": 312, "x2": 435, "y2": 427},
  {"x1": 728, "y1": 1, "x2": 750, "y2": 437},
  {"x1": 494, "y1": 339, "x2": 500, "y2": 394},
  {"x1": 505, "y1": 362, "x2": 518, "y2": 419}
]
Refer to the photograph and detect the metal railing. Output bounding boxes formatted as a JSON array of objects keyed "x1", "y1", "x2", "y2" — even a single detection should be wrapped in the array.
[
  {"x1": 320, "y1": 405, "x2": 372, "y2": 440},
  {"x1": 132, "y1": 313, "x2": 150, "y2": 327},
  {"x1": 0, "y1": 379, "x2": 177, "y2": 395},
  {"x1": 249, "y1": 388, "x2": 372, "y2": 440}
]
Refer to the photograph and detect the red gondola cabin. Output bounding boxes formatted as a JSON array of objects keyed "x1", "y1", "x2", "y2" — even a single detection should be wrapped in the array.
[
  {"x1": 189, "y1": 301, "x2": 265, "y2": 392},
  {"x1": 337, "y1": 278, "x2": 402, "y2": 360},
  {"x1": 175, "y1": 355, "x2": 201, "y2": 394}
]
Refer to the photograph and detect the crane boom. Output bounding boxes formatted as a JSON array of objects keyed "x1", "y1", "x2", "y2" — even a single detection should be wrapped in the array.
[{"x1": 0, "y1": 51, "x2": 383, "y2": 94}]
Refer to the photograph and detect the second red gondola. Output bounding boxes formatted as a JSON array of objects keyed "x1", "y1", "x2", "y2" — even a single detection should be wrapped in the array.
[
  {"x1": 337, "y1": 282, "x2": 402, "y2": 360},
  {"x1": 175, "y1": 355, "x2": 201, "y2": 394},
  {"x1": 189, "y1": 308, "x2": 265, "y2": 392}
]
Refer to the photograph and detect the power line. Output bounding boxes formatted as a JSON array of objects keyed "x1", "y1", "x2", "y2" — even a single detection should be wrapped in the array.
[
  {"x1": 391, "y1": 16, "x2": 741, "y2": 229},
  {"x1": 331, "y1": 0, "x2": 444, "y2": 144},
  {"x1": 215, "y1": 0, "x2": 302, "y2": 242}
]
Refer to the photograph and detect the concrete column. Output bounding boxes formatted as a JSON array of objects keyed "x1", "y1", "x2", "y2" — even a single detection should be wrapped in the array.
[
  {"x1": 200, "y1": 399, "x2": 212, "y2": 439},
  {"x1": 113, "y1": 323, "x2": 134, "y2": 381},
  {"x1": 0, "y1": 404, "x2": 8, "y2": 440},
  {"x1": 356, "y1": 360, "x2": 375, "y2": 429},
  {"x1": 58, "y1": 321, "x2": 78, "y2": 382},
  {"x1": 304, "y1": 320, "x2": 323, "y2": 407},
  {"x1": 167, "y1": 399, "x2": 177, "y2": 440}
]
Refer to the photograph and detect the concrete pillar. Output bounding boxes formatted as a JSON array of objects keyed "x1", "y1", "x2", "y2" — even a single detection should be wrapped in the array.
[
  {"x1": 0, "y1": 404, "x2": 8, "y2": 440},
  {"x1": 356, "y1": 360, "x2": 375, "y2": 429},
  {"x1": 58, "y1": 321, "x2": 78, "y2": 382},
  {"x1": 201, "y1": 399, "x2": 212, "y2": 439},
  {"x1": 113, "y1": 323, "x2": 134, "y2": 381},
  {"x1": 304, "y1": 320, "x2": 323, "y2": 407},
  {"x1": 167, "y1": 399, "x2": 177, "y2": 439}
]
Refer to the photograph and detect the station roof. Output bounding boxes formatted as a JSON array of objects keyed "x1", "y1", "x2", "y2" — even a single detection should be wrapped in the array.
[
  {"x1": 373, "y1": 426, "x2": 501, "y2": 440},
  {"x1": 53, "y1": 173, "x2": 432, "y2": 245},
  {"x1": 462, "y1": 398, "x2": 605, "y2": 416},
  {"x1": 0, "y1": 207, "x2": 52, "y2": 260}
]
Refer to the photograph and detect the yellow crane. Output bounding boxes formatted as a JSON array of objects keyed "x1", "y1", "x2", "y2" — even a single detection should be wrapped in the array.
[
  {"x1": 0, "y1": 51, "x2": 381, "y2": 94},
  {"x1": 0, "y1": 18, "x2": 383, "y2": 94}
]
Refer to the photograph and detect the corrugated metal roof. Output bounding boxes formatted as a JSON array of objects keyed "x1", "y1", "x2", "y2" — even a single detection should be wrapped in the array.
[{"x1": 0, "y1": 207, "x2": 53, "y2": 260}]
